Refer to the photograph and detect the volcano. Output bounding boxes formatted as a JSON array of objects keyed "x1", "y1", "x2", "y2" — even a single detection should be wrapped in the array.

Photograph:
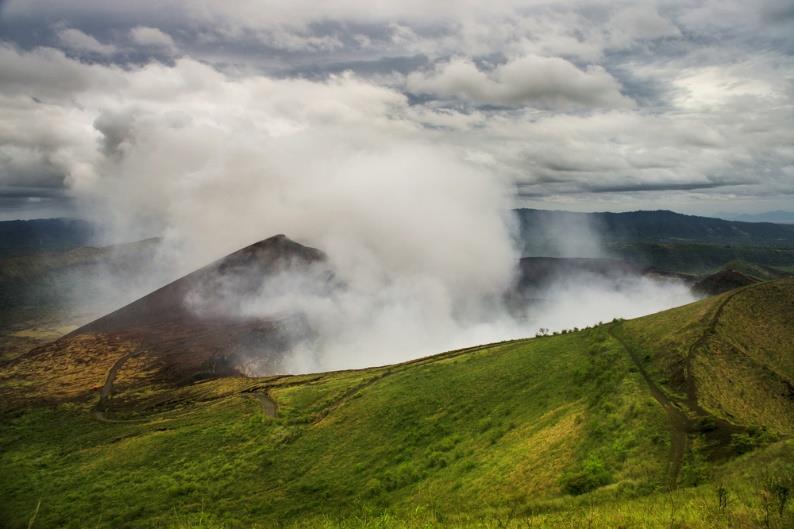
[
  {"x1": 80, "y1": 234, "x2": 325, "y2": 334},
  {"x1": 10, "y1": 235, "x2": 327, "y2": 403}
]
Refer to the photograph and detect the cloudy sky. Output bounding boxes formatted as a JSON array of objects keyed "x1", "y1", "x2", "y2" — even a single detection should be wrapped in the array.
[{"x1": 1, "y1": 0, "x2": 793, "y2": 223}]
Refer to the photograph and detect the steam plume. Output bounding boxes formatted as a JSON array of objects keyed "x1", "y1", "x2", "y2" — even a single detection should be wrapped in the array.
[{"x1": 50, "y1": 62, "x2": 696, "y2": 373}]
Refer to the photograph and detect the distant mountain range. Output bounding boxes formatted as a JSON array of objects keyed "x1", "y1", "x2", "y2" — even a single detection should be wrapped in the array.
[
  {"x1": 515, "y1": 209, "x2": 794, "y2": 248},
  {"x1": 515, "y1": 209, "x2": 794, "y2": 273},
  {"x1": 718, "y1": 210, "x2": 794, "y2": 224},
  {"x1": 0, "y1": 218, "x2": 94, "y2": 257},
  {"x1": 3, "y1": 210, "x2": 793, "y2": 258},
  {"x1": 3, "y1": 210, "x2": 794, "y2": 276}
]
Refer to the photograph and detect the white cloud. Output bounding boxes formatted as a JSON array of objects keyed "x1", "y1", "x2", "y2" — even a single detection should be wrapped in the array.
[
  {"x1": 0, "y1": 0, "x2": 792, "y2": 217},
  {"x1": 0, "y1": 47, "x2": 529, "y2": 369},
  {"x1": 3, "y1": 2, "x2": 684, "y2": 61},
  {"x1": 129, "y1": 26, "x2": 176, "y2": 51},
  {"x1": 56, "y1": 28, "x2": 116, "y2": 55},
  {"x1": 673, "y1": 65, "x2": 783, "y2": 110},
  {"x1": 608, "y1": 5, "x2": 680, "y2": 46},
  {"x1": 2, "y1": 1, "x2": 793, "y2": 366},
  {"x1": 407, "y1": 55, "x2": 634, "y2": 109}
]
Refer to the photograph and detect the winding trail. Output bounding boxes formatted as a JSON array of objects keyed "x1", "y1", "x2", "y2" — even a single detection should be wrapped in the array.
[
  {"x1": 88, "y1": 339, "x2": 543, "y2": 430},
  {"x1": 309, "y1": 369, "x2": 394, "y2": 426},
  {"x1": 608, "y1": 287, "x2": 752, "y2": 486},
  {"x1": 609, "y1": 328, "x2": 690, "y2": 486},
  {"x1": 683, "y1": 289, "x2": 743, "y2": 415},
  {"x1": 94, "y1": 347, "x2": 144, "y2": 421},
  {"x1": 254, "y1": 391, "x2": 278, "y2": 418},
  {"x1": 243, "y1": 341, "x2": 527, "y2": 449}
]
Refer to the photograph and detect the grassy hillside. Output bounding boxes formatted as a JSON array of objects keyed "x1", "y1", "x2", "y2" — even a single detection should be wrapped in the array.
[
  {"x1": 1, "y1": 280, "x2": 792, "y2": 529},
  {"x1": 617, "y1": 280, "x2": 794, "y2": 436}
]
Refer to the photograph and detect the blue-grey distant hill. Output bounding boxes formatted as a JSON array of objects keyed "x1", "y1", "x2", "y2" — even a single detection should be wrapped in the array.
[
  {"x1": 720, "y1": 211, "x2": 794, "y2": 224},
  {"x1": 4, "y1": 211, "x2": 794, "y2": 275},
  {"x1": 0, "y1": 218, "x2": 94, "y2": 257},
  {"x1": 516, "y1": 209, "x2": 794, "y2": 247},
  {"x1": 515, "y1": 209, "x2": 794, "y2": 273}
]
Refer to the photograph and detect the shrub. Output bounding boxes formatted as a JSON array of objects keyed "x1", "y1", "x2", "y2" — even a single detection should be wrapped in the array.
[
  {"x1": 561, "y1": 456, "x2": 612, "y2": 495},
  {"x1": 731, "y1": 427, "x2": 772, "y2": 455}
]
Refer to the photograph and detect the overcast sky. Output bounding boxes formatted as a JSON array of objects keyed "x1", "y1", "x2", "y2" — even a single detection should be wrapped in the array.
[{"x1": 1, "y1": 0, "x2": 793, "y2": 222}]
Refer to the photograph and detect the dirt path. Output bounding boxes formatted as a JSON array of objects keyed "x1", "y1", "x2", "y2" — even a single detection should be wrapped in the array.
[
  {"x1": 243, "y1": 341, "x2": 522, "y2": 428},
  {"x1": 609, "y1": 289, "x2": 753, "y2": 485},
  {"x1": 310, "y1": 369, "x2": 393, "y2": 426},
  {"x1": 94, "y1": 347, "x2": 144, "y2": 421},
  {"x1": 683, "y1": 289, "x2": 742, "y2": 415},
  {"x1": 609, "y1": 328, "x2": 690, "y2": 486},
  {"x1": 90, "y1": 339, "x2": 522, "y2": 426},
  {"x1": 254, "y1": 391, "x2": 277, "y2": 417},
  {"x1": 677, "y1": 290, "x2": 750, "y2": 460}
]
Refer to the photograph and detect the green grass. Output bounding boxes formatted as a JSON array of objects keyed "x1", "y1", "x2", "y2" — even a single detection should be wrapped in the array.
[
  {"x1": 617, "y1": 279, "x2": 794, "y2": 433},
  {"x1": 1, "y1": 280, "x2": 793, "y2": 528}
]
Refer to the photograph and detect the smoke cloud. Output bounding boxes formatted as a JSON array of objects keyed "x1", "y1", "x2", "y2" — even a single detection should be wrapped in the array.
[
  {"x1": 8, "y1": 50, "x2": 697, "y2": 373},
  {"x1": 526, "y1": 274, "x2": 695, "y2": 333}
]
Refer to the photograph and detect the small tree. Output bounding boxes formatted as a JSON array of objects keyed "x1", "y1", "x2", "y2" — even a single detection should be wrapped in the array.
[{"x1": 717, "y1": 484, "x2": 729, "y2": 514}]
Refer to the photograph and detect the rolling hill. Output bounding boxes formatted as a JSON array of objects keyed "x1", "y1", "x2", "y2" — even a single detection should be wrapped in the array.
[{"x1": 1, "y1": 274, "x2": 791, "y2": 528}]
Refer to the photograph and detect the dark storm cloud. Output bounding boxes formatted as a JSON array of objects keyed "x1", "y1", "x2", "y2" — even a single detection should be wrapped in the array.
[
  {"x1": 0, "y1": 186, "x2": 75, "y2": 220},
  {"x1": 0, "y1": 186, "x2": 68, "y2": 198},
  {"x1": 515, "y1": 179, "x2": 750, "y2": 196},
  {"x1": 583, "y1": 181, "x2": 749, "y2": 193}
]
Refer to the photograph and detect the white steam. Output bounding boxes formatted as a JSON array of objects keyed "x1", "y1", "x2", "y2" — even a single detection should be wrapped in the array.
[
  {"x1": 528, "y1": 274, "x2": 695, "y2": 332},
  {"x1": 233, "y1": 265, "x2": 527, "y2": 373},
  {"x1": 16, "y1": 52, "x2": 697, "y2": 373}
]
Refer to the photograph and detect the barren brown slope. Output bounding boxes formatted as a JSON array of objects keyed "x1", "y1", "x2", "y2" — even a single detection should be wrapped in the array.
[
  {"x1": 0, "y1": 234, "x2": 327, "y2": 405},
  {"x1": 77, "y1": 234, "x2": 324, "y2": 333}
]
